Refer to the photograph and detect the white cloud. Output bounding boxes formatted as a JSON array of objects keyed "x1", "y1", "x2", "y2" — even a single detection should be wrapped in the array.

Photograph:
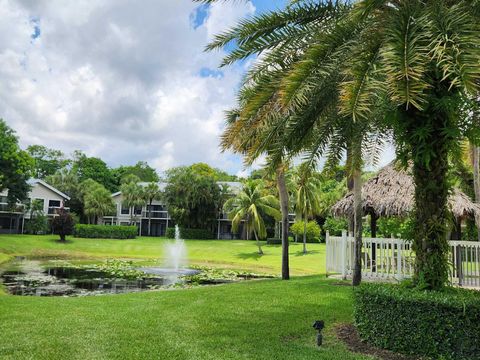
[{"x1": 0, "y1": 0, "x2": 255, "y2": 175}]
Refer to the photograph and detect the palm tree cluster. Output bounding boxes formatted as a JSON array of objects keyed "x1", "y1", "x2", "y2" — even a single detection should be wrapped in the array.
[{"x1": 201, "y1": 0, "x2": 480, "y2": 290}]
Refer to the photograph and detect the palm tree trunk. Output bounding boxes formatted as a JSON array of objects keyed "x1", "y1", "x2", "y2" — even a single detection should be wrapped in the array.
[
  {"x1": 473, "y1": 145, "x2": 480, "y2": 241},
  {"x1": 276, "y1": 164, "x2": 290, "y2": 280},
  {"x1": 302, "y1": 213, "x2": 307, "y2": 254},
  {"x1": 148, "y1": 199, "x2": 152, "y2": 236},
  {"x1": 352, "y1": 165, "x2": 363, "y2": 286},
  {"x1": 253, "y1": 229, "x2": 263, "y2": 255},
  {"x1": 346, "y1": 145, "x2": 355, "y2": 235}
]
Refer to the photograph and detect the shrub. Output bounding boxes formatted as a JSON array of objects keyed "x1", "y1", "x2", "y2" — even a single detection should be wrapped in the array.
[
  {"x1": 74, "y1": 224, "x2": 137, "y2": 239},
  {"x1": 353, "y1": 283, "x2": 480, "y2": 360},
  {"x1": 322, "y1": 217, "x2": 348, "y2": 236},
  {"x1": 52, "y1": 208, "x2": 75, "y2": 242},
  {"x1": 25, "y1": 214, "x2": 49, "y2": 235},
  {"x1": 290, "y1": 220, "x2": 321, "y2": 243},
  {"x1": 165, "y1": 227, "x2": 214, "y2": 240}
]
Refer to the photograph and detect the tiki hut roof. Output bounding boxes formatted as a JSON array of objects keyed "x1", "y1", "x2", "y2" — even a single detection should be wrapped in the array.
[{"x1": 331, "y1": 162, "x2": 480, "y2": 225}]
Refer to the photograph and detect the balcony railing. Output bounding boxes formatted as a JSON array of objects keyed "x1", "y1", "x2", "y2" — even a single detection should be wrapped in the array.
[
  {"x1": 47, "y1": 207, "x2": 70, "y2": 215},
  {"x1": 0, "y1": 203, "x2": 25, "y2": 213},
  {"x1": 141, "y1": 210, "x2": 169, "y2": 219}
]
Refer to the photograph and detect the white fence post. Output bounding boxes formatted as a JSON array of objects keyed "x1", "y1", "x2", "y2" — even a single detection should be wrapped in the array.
[
  {"x1": 325, "y1": 231, "x2": 330, "y2": 277},
  {"x1": 341, "y1": 230, "x2": 347, "y2": 280}
]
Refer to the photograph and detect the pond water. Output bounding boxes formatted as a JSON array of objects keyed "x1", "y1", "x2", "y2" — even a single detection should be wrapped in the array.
[{"x1": 0, "y1": 258, "x2": 273, "y2": 297}]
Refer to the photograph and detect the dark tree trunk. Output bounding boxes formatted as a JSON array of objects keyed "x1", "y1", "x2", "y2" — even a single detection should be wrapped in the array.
[
  {"x1": 148, "y1": 199, "x2": 153, "y2": 236},
  {"x1": 473, "y1": 145, "x2": 480, "y2": 241},
  {"x1": 352, "y1": 166, "x2": 363, "y2": 286},
  {"x1": 253, "y1": 229, "x2": 263, "y2": 255},
  {"x1": 346, "y1": 146, "x2": 355, "y2": 235},
  {"x1": 276, "y1": 164, "x2": 290, "y2": 280},
  {"x1": 59, "y1": 233, "x2": 66, "y2": 242},
  {"x1": 409, "y1": 108, "x2": 450, "y2": 290},
  {"x1": 303, "y1": 213, "x2": 307, "y2": 254}
]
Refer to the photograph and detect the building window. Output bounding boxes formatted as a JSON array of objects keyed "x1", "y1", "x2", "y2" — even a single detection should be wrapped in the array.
[
  {"x1": 121, "y1": 205, "x2": 129, "y2": 215},
  {"x1": 134, "y1": 206, "x2": 142, "y2": 215},
  {"x1": 48, "y1": 200, "x2": 61, "y2": 208}
]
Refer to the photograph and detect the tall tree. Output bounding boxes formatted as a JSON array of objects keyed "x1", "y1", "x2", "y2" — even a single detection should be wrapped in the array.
[
  {"x1": 203, "y1": 0, "x2": 480, "y2": 290},
  {"x1": 163, "y1": 166, "x2": 222, "y2": 230},
  {"x1": 46, "y1": 168, "x2": 83, "y2": 219},
  {"x1": 83, "y1": 183, "x2": 115, "y2": 225},
  {"x1": 72, "y1": 151, "x2": 115, "y2": 192},
  {"x1": 224, "y1": 180, "x2": 281, "y2": 255},
  {"x1": 293, "y1": 163, "x2": 321, "y2": 254},
  {"x1": 120, "y1": 180, "x2": 144, "y2": 226},
  {"x1": 143, "y1": 182, "x2": 162, "y2": 236},
  {"x1": 111, "y1": 161, "x2": 159, "y2": 187},
  {"x1": 27, "y1": 145, "x2": 69, "y2": 179},
  {"x1": 0, "y1": 119, "x2": 33, "y2": 205}
]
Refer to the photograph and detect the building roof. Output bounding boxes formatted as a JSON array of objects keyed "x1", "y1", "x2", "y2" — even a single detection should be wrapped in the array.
[
  {"x1": 331, "y1": 162, "x2": 480, "y2": 225},
  {"x1": 112, "y1": 181, "x2": 242, "y2": 197},
  {"x1": 28, "y1": 179, "x2": 71, "y2": 201}
]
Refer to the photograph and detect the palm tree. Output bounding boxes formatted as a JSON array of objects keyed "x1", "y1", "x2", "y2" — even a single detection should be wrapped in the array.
[
  {"x1": 120, "y1": 181, "x2": 144, "y2": 226},
  {"x1": 143, "y1": 182, "x2": 162, "y2": 236},
  {"x1": 293, "y1": 164, "x2": 321, "y2": 254},
  {"x1": 203, "y1": 0, "x2": 480, "y2": 290},
  {"x1": 84, "y1": 186, "x2": 115, "y2": 225},
  {"x1": 224, "y1": 180, "x2": 281, "y2": 255}
]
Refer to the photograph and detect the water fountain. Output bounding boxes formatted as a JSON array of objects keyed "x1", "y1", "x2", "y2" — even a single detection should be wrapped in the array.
[{"x1": 139, "y1": 225, "x2": 199, "y2": 282}]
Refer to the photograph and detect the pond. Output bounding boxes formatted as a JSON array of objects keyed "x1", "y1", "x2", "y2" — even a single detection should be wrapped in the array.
[{"x1": 0, "y1": 258, "x2": 274, "y2": 297}]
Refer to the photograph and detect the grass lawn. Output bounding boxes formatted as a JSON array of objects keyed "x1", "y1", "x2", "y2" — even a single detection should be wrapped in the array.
[
  {"x1": 0, "y1": 235, "x2": 326, "y2": 275},
  {"x1": 0, "y1": 235, "x2": 368, "y2": 360}
]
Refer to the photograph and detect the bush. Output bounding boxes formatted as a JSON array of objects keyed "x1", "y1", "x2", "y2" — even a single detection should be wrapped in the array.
[
  {"x1": 322, "y1": 217, "x2": 348, "y2": 236},
  {"x1": 52, "y1": 208, "x2": 75, "y2": 242},
  {"x1": 74, "y1": 224, "x2": 137, "y2": 239},
  {"x1": 25, "y1": 214, "x2": 49, "y2": 235},
  {"x1": 290, "y1": 220, "x2": 321, "y2": 243},
  {"x1": 353, "y1": 283, "x2": 480, "y2": 360},
  {"x1": 165, "y1": 227, "x2": 214, "y2": 240}
]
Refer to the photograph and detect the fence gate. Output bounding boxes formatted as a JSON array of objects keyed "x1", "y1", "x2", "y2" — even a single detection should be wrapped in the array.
[{"x1": 326, "y1": 231, "x2": 480, "y2": 289}]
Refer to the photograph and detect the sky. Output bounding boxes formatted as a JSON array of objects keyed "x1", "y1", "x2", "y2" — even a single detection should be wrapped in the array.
[{"x1": 0, "y1": 0, "x2": 393, "y2": 177}]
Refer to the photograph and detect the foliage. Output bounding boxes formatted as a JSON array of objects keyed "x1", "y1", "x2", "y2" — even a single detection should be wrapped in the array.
[
  {"x1": 120, "y1": 179, "x2": 144, "y2": 225},
  {"x1": 165, "y1": 227, "x2": 213, "y2": 240},
  {"x1": 323, "y1": 217, "x2": 348, "y2": 237},
  {"x1": 377, "y1": 217, "x2": 414, "y2": 239},
  {"x1": 25, "y1": 214, "x2": 49, "y2": 235},
  {"x1": 51, "y1": 208, "x2": 75, "y2": 242},
  {"x1": 45, "y1": 168, "x2": 84, "y2": 219},
  {"x1": 26, "y1": 145, "x2": 70, "y2": 179},
  {"x1": 74, "y1": 224, "x2": 137, "y2": 239},
  {"x1": 290, "y1": 221, "x2": 321, "y2": 243},
  {"x1": 82, "y1": 180, "x2": 116, "y2": 224},
  {"x1": 0, "y1": 119, "x2": 33, "y2": 205},
  {"x1": 224, "y1": 180, "x2": 281, "y2": 255},
  {"x1": 87, "y1": 259, "x2": 147, "y2": 280},
  {"x1": 163, "y1": 166, "x2": 223, "y2": 230},
  {"x1": 183, "y1": 265, "x2": 275, "y2": 285},
  {"x1": 72, "y1": 151, "x2": 116, "y2": 192},
  {"x1": 354, "y1": 283, "x2": 480, "y2": 360},
  {"x1": 111, "y1": 161, "x2": 159, "y2": 186}
]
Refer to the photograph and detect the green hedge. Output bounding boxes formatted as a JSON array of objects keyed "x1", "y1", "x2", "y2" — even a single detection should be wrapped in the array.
[
  {"x1": 353, "y1": 283, "x2": 480, "y2": 360},
  {"x1": 165, "y1": 227, "x2": 214, "y2": 240},
  {"x1": 74, "y1": 224, "x2": 137, "y2": 239},
  {"x1": 266, "y1": 238, "x2": 281, "y2": 245}
]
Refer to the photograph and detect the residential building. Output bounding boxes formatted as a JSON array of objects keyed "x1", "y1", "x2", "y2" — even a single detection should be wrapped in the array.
[{"x1": 0, "y1": 179, "x2": 70, "y2": 234}]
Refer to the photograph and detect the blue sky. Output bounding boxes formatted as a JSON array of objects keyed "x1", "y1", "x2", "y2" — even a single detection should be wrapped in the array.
[{"x1": 0, "y1": 0, "x2": 392, "y2": 177}]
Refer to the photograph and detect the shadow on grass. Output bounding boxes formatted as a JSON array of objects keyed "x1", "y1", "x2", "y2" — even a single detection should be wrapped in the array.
[
  {"x1": 292, "y1": 250, "x2": 321, "y2": 257},
  {"x1": 235, "y1": 252, "x2": 264, "y2": 261}
]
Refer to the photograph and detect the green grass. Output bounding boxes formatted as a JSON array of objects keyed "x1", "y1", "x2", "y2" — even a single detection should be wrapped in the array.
[
  {"x1": 0, "y1": 277, "x2": 369, "y2": 360},
  {"x1": 0, "y1": 235, "x2": 326, "y2": 275},
  {"x1": 0, "y1": 235, "x2": 368, "y2": 359}
]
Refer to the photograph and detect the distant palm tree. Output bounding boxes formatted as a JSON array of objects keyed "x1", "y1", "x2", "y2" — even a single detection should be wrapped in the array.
[
  {"x1": 143, "y1": 182, "x2": 162, "y2": 236},
  {"x1": 293, "y1": 164, "x2": 321, "y2": 254},
  {"x1": 224, "y1": 181, "x2": 281, "y2": 255},
  {"x1": 120, "y1": 181, "x2": 144, "y2": 226},
  {"x1": 84, "y1": 186, "x2": 115, "y2": 225}
]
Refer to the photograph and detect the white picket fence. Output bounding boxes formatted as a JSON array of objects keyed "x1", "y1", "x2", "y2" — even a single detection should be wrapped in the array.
[{"x1": 326, "y1": 231, "x2": 480, "y2": 288}]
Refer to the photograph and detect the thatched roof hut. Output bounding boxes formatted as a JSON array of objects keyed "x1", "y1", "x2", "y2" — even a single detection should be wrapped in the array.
[{"x1": 331, "y1": 162, "x2": 480, "y2": 229}]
